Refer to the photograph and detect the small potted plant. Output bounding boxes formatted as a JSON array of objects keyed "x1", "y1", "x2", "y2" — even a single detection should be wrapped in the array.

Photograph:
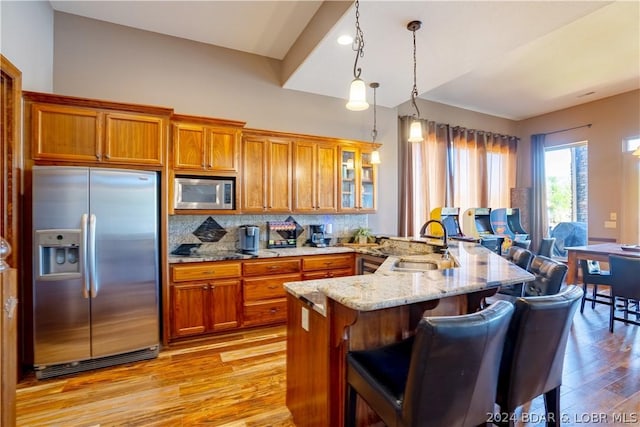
[{"x1": 354, "y1": 227, "x2": 372, "y2": 245}]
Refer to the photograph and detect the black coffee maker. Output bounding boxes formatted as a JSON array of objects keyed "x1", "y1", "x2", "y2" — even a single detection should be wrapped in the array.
[
  {"x1": 239, "y1": 225, "x2": 259, "y2": 255},
  {"x1": 309, "y1": 224, "x2": 326, "y2": 247}
]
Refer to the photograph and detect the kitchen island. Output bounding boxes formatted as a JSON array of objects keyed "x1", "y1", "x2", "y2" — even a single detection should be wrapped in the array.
[{"x1": 284, "y1": 239, "x2": 534, "y2": 427}]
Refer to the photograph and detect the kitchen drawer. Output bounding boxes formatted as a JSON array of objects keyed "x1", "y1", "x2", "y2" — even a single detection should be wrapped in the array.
[
  {"x1": 302, "y1": 267, "x2": 353, "y2": 281},
  {"x1": 243, "y1": 299, "x2": 287, "y2": 326},
  {"x1": 172, "y1": 262, "x2": 241, "y2": 282},
  {"x1": 243, "y1": 258, "x2": 301, "y2": 277},
  {"x1": 243, "y1": 274, "x2": 301, "y2": 302},
  {"x1": 302, "y1": 254, "x2": 354, "y2": 272}
]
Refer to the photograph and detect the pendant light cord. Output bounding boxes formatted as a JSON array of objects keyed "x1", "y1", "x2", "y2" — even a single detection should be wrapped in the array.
[
  {"x1": 372, "y1": 84, "x2": 378, "y2": 142},
  {"x1": 410, "y1": 25, "x2": 421, "y2": 119},
  {"x1": 352, "y1": 0, "x2": 365, "y2": 79}
]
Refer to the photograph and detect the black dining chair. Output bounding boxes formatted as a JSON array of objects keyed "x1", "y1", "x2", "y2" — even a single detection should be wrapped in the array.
[
  {"x1": 511, "y1": 240, "x2": 532, "y2": 250},
  {"x1": 537, "y1": 237, "x2": 556, "y2": 258},
  {"x1": 345, "y1": 300, "x2": 514, "y2": 427},
  {"x1": 498, "y1": 247, "x2": 534, "y2": 297},
  {"x1": 579, "y1": 259, "x2": 612, "y2": 313},
  {"x1": 607, "y1": 255, "x2": 640, "y2": 332},
  {"x1": 495, "y1": 285, "x2": 583, "y2": 427},
  {"x1": 523, "y1": 255, "x2": 568, "y2": 297}
]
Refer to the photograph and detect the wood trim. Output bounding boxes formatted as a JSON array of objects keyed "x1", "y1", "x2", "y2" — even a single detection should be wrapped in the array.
[
  {"x1": 1, "y1": 269, "x2": 18, "y2": 427},
  {"x1": 22, "y1": 91, "x2": 173, "y2": 116},
  {"x1": 171, "y1": 113, "x2": 245, "y2": 129},
  {"x1": 0, "y1": 54, "x2": 21, "y2": 270},
  {"x1": 243, "y1": 127, "x2": 381, "y2": 149}
]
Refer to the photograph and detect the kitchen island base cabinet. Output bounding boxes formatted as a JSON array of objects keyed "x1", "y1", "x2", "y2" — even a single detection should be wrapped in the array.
[
  {"x1": 286, "y1": 293, "x2": 472, "y2": 427},
  {"x1": 286, "y1": 294, "x2": 329, "y2": 427}
]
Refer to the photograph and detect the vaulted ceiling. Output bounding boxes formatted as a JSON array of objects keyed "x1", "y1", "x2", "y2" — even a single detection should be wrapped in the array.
[{"x1": 50, "y1": 1, "x2": 640, "y2": 120}]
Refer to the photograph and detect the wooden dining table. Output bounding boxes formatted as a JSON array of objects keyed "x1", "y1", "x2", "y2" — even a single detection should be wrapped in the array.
[{"x1": 565, "y1": 243, "x2": 640, "y2": 284}]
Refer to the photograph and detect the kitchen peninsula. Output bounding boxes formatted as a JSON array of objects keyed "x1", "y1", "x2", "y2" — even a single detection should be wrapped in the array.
[{"x1": 284, "y1": 239, "x2": 535, "y2": 427}]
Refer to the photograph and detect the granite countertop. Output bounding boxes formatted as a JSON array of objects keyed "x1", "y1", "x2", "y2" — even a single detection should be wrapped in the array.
[
  {"x1": 284, "y1": 240, "x2": 535, "y2": 316},
  {"x1": 169, "y1": 245, "x2": 355, "y2": 263}
]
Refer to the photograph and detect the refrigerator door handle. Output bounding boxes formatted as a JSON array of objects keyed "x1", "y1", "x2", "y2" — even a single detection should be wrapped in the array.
[
  {"x1": 88, "y1": 214, "x2": 99, "y2": 298},
  {"x1": 81, "y1": 213, "x2": 90, "y2": 299}
]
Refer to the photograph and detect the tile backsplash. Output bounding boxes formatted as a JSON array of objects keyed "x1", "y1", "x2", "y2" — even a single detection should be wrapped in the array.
[{"x1": 168, "y1": 214, "x2": 369, "y2": 253}]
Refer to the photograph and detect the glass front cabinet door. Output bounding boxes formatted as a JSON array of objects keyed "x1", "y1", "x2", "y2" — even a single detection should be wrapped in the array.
[{"x1": 340, "y1": 146, "x2": 377, "y2": 212}]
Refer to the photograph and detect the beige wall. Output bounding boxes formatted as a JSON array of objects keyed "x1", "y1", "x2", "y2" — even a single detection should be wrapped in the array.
[
  {"x1": 517, "y1": 90, "x2": 640, "y2": 242},
  {"x1": 8, "y1": 6, "x2": 638, "y2": 241},
  {"x1": 52, "y1": 12, "x2": 401, "y2": 234}
]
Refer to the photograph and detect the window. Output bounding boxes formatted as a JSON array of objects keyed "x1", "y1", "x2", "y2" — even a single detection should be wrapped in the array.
[
  {"x1": 624, "y1": 136, "x2": 640, "y2": 153},
  {"x1": 544, "y1": 143, "x2": 588, "y2": 235}
]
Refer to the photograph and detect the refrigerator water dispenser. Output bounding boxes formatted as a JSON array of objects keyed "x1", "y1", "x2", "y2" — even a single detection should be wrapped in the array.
[{"x1": 36, "y1": 229, "x2": 82, "y2": 280}]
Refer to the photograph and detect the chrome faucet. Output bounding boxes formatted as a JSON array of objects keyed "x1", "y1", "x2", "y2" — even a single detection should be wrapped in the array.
[{"x1": 419, "y1": 219, "x2": 449, "y2": 259}]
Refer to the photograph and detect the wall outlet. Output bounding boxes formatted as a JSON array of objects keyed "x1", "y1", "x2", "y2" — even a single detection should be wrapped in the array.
[
  {"x1": 610, "y1": 212, "x2": 617, "y2": 221},
  {"x1": 604, "y1": 221, "x2": 617, "y2": 229},
  {"x1": 301, "y1": 307, "x2": 309, "y2": 331}
]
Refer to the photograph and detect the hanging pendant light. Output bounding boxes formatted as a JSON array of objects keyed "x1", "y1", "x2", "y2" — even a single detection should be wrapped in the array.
[
  {"x1": 633, "y1": 147, "x2": 640, "y2": 157},
  {"x1": 407, "y1": 20, "x2": 424, "y2": 143},
  {"x1": 346, "y1": 0, "x2": 369, "y2": 111},
  {"x1": 369, "y1": 82, "x2": 381, "y2": 164}
]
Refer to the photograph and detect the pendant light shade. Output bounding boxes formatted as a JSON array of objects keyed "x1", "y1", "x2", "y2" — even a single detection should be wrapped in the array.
[
  {"x1": 347, "y1": 78, "x2": 369, "y2": 111},
  {"x1": 408, "y1": 120, "x2": 423, "y2": 143},
  {"x1": 633, "y1": 147, "x2": 640, "y2": 157},
  {"x1": 345, "y1": 0, "x2": 368, "y2": 111},
  {"x1": 371, "y1": 150, "x2": 381, "y2": 165},
  {"x1": 407, "y1": 20, "x2": 424, "y2": 143}
]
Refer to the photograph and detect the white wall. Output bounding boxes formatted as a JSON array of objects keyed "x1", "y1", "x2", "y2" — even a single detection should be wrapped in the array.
[{"x1": 0, "y1": 0, "x2": 53, "y2": 92}]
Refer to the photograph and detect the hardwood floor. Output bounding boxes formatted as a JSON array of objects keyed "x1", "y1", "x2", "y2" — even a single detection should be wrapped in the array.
[{"x1": 16, "y1": 290, "x2": 640, "y2": 426}]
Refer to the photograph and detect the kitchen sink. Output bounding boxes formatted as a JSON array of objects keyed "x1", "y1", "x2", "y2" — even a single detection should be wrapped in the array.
[{"x1": 391, "y1": 256, "x2": 458, "y2": 272}]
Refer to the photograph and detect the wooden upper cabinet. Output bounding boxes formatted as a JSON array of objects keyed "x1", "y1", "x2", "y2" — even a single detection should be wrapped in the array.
[
  {"x1": 26, "y1": 92, "x2": 172, "y2": 167},
  {"x1": 32, "y1": 103, "x2": 102, "y2": 162},
  {"x1": 293, "y1": 140, "x2": 337, "y2": 213},
  {"x1": 172, "y1": 115, "x2": 243, "y2": 173},
  {"x1": 339, "y1": 145, "x2": 377, "y2": 212},
  {"x1": 242, "y1": 133, "x2": 292, "y2": 212},
  {"x1": 104, "y1": 113, "x2": 164, "y2": 165}
]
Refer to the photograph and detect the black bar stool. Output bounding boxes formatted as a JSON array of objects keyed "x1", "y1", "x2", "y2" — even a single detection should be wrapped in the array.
[{"x1": 345, "y1": 301, "x2": 514, "y2": 427}]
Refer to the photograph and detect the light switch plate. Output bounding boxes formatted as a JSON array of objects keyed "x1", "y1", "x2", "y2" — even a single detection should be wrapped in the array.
[
  {"x1": 301, "y1": 307, "x2": 309, "y2": 331},
  {"x1": 604, "y1": 221, "x2": 617, "y2": 229},
  {"x1": 610, "y1": 212, "x2": 617, "y2": 221}
]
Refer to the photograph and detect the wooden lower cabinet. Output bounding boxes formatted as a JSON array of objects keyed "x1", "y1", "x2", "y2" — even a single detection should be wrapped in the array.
[
  {"x1": 302, "y1": 253, "x2": 354, "y2": 280},
  {"x1": 170, "y1": 262, "x2": 242, "y2": 339},
  {"x1": 171, "y1": 279, "x2": 241, "y2": 338},
  {"x1": 169, "y1": 253, "x2": 357, "y2": 340},
  {"x1": 242, "y1": 258, "x2": 302, "y2": 327}
]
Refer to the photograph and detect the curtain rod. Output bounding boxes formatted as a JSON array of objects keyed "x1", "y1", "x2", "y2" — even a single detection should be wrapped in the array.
[{"x1": 543, "y1": 123, "x2": 592, "y2": 136}]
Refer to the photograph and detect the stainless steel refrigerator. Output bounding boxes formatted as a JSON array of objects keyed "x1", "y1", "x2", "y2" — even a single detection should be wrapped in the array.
[{"x1": 32, "y1": 166, "x2": 159, "y2": 378}]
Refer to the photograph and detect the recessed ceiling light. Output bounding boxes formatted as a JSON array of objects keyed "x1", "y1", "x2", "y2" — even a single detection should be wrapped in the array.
[{"x1": 337, "y1": 34, "x2": 353, "y2": 45}]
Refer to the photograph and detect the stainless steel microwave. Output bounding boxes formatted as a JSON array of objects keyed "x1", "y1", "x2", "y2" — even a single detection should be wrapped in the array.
[{"x1": 174, "y1": 177, "x2": 235, "y2": 210}]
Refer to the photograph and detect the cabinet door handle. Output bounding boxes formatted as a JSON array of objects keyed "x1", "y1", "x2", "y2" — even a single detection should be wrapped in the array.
[
  {"x1": 105, "y1": 154, "x2": 110, "y2": 160},
  {"x1": 202, "y1": 285, "x2": 209, "y2": 290},
  {"x1": 270, "y1": 308, "x2": 278, "y2": 314}
]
